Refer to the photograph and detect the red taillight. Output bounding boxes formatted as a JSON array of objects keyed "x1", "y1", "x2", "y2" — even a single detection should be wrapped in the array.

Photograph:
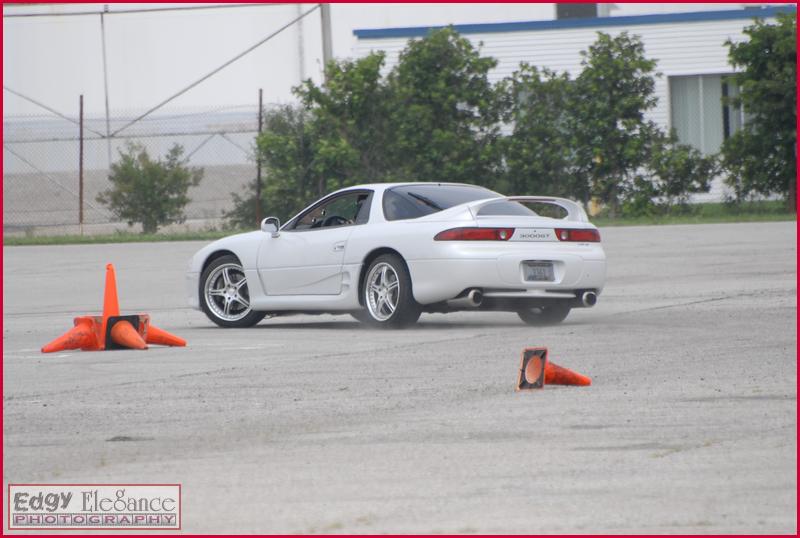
[
  {"x1": 554, "y1": 228, "x2": 601, "y2": 242},
  {"x1": 434, "y1": 227, "x2": 515, "y2": 241}
]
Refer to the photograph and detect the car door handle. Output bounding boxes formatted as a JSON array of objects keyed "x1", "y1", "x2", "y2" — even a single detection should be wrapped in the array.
[{"x1": 333, "y1": 241, "x2": 345, "y2": 252}]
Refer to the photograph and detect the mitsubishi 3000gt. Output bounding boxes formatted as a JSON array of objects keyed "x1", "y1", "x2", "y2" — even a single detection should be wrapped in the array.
[{"x1": 187, "y1": 183, "x2": 606, "y2": 328}]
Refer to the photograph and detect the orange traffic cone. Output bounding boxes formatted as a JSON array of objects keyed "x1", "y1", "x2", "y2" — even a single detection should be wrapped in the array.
[
  {"x1": 517, "y1": 348, "x2": 547, "y2": 389},
  {"x1": 41, "y1": 317, "x2": 100, "y2": 353},
  {"x1": 100, "y1": 263, "x2": 120, "y2": 348},
  {"x1": 110, "y1": 320, "x2": 147, "y2": 350},
  {"x1": 545, "y1": 360, "x2": 591, "y2": 386},
  {"x1": 41, "y1": 264, "x2": 187, "y2": 353},
  {"x1": 516, "y1": 347, "x2": 591, "y2": 390},
  {"x1": 146, "y1": 324, "x2": 186, "y2": 347}
]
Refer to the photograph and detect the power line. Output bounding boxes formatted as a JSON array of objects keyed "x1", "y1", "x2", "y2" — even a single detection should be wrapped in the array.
[
  {"x1": 3, "y1": 143, "x2": 107, "y2": 213},
  {"x1": 218, "y1": 132, "x2": 252, "y2": 157},
  {"x1": 3, "y1": 3, "x2": 288, "y2": 19},
  {"x1": 5, "y1": 128, "x2": 259, "y2": 145},
  {"x1": 3, "y1": 86, "x2": 107, "y2": 138},
  {"x1": 185, "y1": 133, "x2": 218, "y2": 160},
  {"x1": 110, "y1": 3, "x2": 321, "y2": 137}
]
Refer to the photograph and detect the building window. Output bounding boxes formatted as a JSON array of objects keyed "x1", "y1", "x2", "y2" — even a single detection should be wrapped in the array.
[
  {"x1": 556, "y1": 3, "x2": 598, "y2": 20},
  {"x1": 669, "y1": 74, "x2": 744, "y2": 155}
]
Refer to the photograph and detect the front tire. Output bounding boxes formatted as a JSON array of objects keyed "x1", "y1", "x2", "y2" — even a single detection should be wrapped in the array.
[
  {"x1": 517, "y1": 302, "x2": 571, "y2": 326},
  {"x1": 359, "y1": 254, "x2": 421, "y2": 328},
  {"x1": 200, "y1": 255, "x2": 266, "y2": 328}
]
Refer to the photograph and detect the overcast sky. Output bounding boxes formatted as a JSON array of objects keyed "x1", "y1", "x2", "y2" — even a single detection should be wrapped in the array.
[{"x1": 2, "y1": 3, "x2": 783, "y2": 117}]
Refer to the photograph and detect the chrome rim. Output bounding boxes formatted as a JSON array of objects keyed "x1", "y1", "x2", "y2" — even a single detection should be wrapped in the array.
[
  {"x1": 204, "y1": 263, "x2": 251, "y2": 322},
  {"x1": 365, "y1": 262, "x2": 399, "y2": 321}
]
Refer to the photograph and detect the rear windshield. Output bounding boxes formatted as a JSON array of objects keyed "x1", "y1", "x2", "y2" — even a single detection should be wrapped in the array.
[
  {"x1": 476, "y1": 200, "x2": 538, "y2": 217},
  {"x1": 382, "y1": 184, "x2": 537, "y2": 220}
]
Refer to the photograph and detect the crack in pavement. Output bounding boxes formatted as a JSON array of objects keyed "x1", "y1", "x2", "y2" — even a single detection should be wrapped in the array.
[{"x1": 609, "y1": 289, "x2": 796, "y2": 317}]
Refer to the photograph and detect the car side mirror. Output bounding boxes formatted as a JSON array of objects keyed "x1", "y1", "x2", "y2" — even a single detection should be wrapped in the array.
[{"x1": 261, "y1": 216, "x2": 280, "y2": 238}]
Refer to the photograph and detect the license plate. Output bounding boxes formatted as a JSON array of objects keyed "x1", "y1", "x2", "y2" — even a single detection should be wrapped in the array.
[{"x1": 523, "y1": 261, "x2": 554, "y2": 282}]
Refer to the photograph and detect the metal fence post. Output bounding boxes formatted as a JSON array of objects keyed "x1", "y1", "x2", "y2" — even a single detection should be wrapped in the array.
[
  {"x1": 256, "y1": 88, "x2": 263, "y2": 226},
  {"x1": 79, "y1": 94, "x2": 84, "y2": 235},
  {"x1": 321, "y1": 3, "x2": 332, "y2": 70}
]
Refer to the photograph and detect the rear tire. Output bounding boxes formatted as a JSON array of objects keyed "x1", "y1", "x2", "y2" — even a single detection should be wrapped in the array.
[
  {"x1": 359, "y1": 254, "x2": 421, "y2": 328},
  {"x1": 200, "y1": 255, "x2": 266, "y2": 328},
  {"x1": 517, "y1": 302, "x2": 571, "y2": 326}
]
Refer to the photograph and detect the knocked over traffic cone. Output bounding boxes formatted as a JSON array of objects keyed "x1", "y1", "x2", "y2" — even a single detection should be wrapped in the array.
[
  {"x1": 110, "y1": 320, "x2": 147, "y2": 350},
  {"x1": 146, "y1": 324, "x2": 187, "y2": 347},
  {"x1": 516, "y1": 347, "x2": 591, "y2": 390},
  {"x1": 41, "y1": 264, "x2": 186, "y2": 353},
  {"x1": 41, "y1": 317, "x2": 99, "y2": 353}
]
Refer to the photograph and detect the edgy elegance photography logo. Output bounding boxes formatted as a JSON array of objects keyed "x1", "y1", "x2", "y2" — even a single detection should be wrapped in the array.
[{"x1": 8, "y1": 484, "x2": 181, "y2": 530}]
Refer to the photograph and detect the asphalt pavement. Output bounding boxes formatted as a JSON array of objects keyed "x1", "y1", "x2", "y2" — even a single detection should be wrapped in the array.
[{"x1": 3, "y1": 221, "x2": 797, "y2": 533}]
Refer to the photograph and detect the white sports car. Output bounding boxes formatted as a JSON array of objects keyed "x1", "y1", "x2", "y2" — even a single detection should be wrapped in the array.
[{"x1": 187, "y1": 182, "x2": 606, "y2": 328}]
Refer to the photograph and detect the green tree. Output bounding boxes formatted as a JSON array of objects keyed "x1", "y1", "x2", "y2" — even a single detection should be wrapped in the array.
[
  {"x1": 501, "y1": 64, "x2": 576, "y2": 197},
  {"x1": 228, "y1": 27, "x2": 723, "y2": 225},
  {"x1": 387, "y1": 27, "x2": 504, "y2": 184},
  {"x1": 571, "y1": 32, "x2": 660, "y2": 216},
  {"x1": 296, "y1": 52, "x2": 395, "y2": 191},
  {"x1": 721, "y1": 13, "x2": 797, "y2": 210},
  {"x1": 224, "y1": 105, "x2": 317, "y2": 228},
  {"x1": 97, "y1": 142, "x2": 202, "y2": 234}
]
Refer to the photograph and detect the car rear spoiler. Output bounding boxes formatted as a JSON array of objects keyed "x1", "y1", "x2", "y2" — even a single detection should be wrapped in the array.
[{"x1": 466, "y1": 196, "x2": 590, "y2": 223}]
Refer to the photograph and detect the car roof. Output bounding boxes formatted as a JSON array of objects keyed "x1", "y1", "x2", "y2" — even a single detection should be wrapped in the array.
[{"x1": 331, "y1": 182, "x2": 493, "y2": 195}]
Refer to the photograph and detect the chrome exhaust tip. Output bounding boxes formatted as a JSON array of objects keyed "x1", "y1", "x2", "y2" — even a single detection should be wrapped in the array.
[
  {"x1": 467, "y1": 289, "x2": 483, "y2": 306},
  {"x1": 447, "y1": 289, "x2": 483, "y2": 309},
  {"x1": 581, "y1": 291, "x2": 597, "y2": 308}
]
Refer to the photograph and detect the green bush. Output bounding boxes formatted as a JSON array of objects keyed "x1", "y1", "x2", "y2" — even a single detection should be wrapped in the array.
[{"x1": 97, "y1": 143, "x2": 203, "y2": 234}]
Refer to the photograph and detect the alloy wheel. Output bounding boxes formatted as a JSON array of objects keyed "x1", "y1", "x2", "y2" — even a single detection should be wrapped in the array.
[
  {"x1": 365, "y1": 262, "x2": 400, "y2": 321},
  {"x1": 204, "y1": 263, "x2": 251, "y2": 322}
]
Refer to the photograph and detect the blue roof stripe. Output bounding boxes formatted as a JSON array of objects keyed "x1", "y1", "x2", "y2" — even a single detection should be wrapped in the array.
[{"x1": 353, "y1": 6, "x2": 796, "y2": 39}]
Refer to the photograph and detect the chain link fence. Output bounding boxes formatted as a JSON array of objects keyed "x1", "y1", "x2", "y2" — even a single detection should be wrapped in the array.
[{"x1": 3, "y1": 103, "x2": 264, "y2": 236}]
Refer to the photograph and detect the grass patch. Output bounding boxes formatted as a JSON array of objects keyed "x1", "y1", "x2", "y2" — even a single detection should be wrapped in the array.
[
  {"x1": 592, "y1": 200, "x2": 795, "y2": 227},
  {"x1": 3, "y1": 229, "x2": 243, "y2": 247},
  {"x1": 3, "y1": 201, "x2": 795, "y2": 246}
]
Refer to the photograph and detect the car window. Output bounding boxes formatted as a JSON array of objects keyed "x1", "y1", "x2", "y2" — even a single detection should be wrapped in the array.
[
  {"x1": 476, "y1": 201, "x2": 538, "y2": 217},
  {"x1": 290, "y1": 191, "x2": 372, "y2": 231},
  {"x1": 383, "y1": 184, "x2": 501, "y2": 221}
]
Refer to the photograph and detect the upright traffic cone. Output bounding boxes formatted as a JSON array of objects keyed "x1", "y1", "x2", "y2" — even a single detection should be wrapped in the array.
[
  {"x1": 41, "y1": 264, "x2": 187, "y2": 353},
  {"x1": 100, "y1": 263, "x2": 120, "y2": 348},
  {"x1": 146, "y1": 324, "x2": 187, "y2": 347},
  {"x1": 41, "y1": 316, "x2": 100, "y2": 353},
  {"x1": 516, "y1": 347, "x2": 591, "y2": 390},
  {"x1": 109, "y1": 320, "x2": 147, "y2": 350}
]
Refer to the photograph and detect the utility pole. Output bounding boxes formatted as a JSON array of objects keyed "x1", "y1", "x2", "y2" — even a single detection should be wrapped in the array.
[
  {"x1": 255, "y1": 88, "x2": 263, "y2": 226},
  {"x1": 320, "y1": 3, "x2": 332, "y2": 76},
  {"x1": 79, "y1": 94, "x2": 84, "y2": 235},
  {"x1": 100, "y1": 8, "x2": 112, "y2": 166},
  {"x1": 318, "y1": 3, "x2": 332, "y2": 196},
  {"x1": 296, "y1": 3, "x2": 306, "y2": 82}
]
